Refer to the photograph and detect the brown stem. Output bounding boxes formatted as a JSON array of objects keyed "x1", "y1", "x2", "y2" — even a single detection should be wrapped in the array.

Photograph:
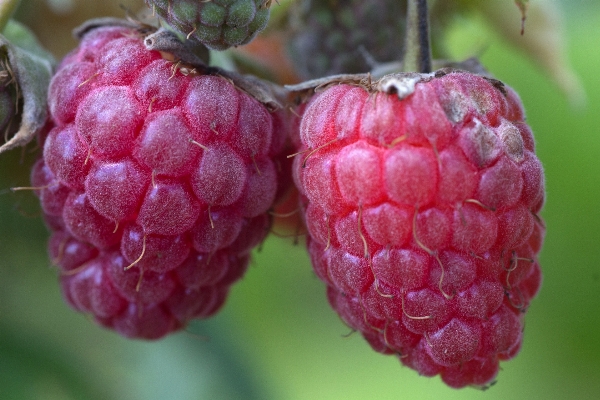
[{"x1": 403, "y1": 0, "x2": 432, "y2": 73}]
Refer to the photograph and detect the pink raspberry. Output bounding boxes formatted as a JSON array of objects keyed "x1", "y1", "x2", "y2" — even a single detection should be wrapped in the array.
[
  {"x1": 34, "y1": 23, "x2": 289, "y2": 339},
  {"x1": 293, "y1": 71, "x2": 544, "y2": 388}
]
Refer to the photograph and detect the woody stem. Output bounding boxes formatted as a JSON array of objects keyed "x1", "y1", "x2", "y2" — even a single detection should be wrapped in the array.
[{"x1": 403, "y1": 0, "x2": 432, "y2": 73}]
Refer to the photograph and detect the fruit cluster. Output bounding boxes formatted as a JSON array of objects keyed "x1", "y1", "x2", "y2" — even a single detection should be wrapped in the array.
[{"x1": 1, "y1": 0, "x2": 546, "y2": 390}]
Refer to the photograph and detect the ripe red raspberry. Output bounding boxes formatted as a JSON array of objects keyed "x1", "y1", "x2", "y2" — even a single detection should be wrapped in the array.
[
  {"x1": 34, "y1": 23, "x2": 289, "y2": 339},
  {"x1": 293, "y1": 71, "x2": 544, "y2": 388}
]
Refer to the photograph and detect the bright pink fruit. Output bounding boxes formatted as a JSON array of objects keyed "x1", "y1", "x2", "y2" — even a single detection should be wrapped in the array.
[
  {"x1": 35, "y1": 24, "x2": 289, "y2": 339},
  {"x1": 294, "y1": 71, "x2": 545, "y2": 388}
]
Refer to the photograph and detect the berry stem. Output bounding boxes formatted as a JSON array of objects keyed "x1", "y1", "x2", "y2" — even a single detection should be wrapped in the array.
[
  {"x1": 403, "y1": 0, "x2": 432, "y2": 73},
  {"x1": 0, "y1": 0, "x2": 20, "y2": 34}
]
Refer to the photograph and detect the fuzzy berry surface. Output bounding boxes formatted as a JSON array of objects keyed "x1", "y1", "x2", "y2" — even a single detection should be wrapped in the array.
[
  {"x1": 35, "y1": 24, "x2": 289, "y2": 339},
  {"x1": 146, "y1": 0, "x2": 271, "y2": 51},
  {"x1": 293, "y1": 71, "x2": 545, "y2": 388}
]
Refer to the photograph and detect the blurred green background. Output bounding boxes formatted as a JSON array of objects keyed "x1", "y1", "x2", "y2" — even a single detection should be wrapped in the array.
[{"x1": 1, "y1": 1, "x2": 599, "y2": 399}]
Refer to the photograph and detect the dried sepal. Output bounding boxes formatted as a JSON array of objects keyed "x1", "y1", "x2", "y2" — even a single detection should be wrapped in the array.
[
  {"x1": 285, "y1": 58, "x2": 497, "y2": 103},
  {"x1": 0, "y1": 20, "x2": 55, "y2": 154}
]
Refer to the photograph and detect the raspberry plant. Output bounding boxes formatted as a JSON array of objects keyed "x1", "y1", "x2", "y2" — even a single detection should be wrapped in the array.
[{"x1": 0, "y1": 0, "x2": 557, "y2": 391}]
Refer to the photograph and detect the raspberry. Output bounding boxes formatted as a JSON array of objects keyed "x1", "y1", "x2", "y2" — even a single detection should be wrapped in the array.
[
  {"x1": 146, "y1": 0, "x2": 271, "y2": 51},
  {"x1": 293, "y1": 71, "x2": 545, "y2": 388},
  {"x1": 35, "y1": 23, "x2": 288, "y2": 339}
]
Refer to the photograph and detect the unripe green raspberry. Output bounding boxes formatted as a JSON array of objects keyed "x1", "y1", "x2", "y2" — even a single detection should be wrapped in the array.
[
  {"x1": 286, "y1": 0, "x2": 457, "y2": 80},
  {"x1": 286, "y1": 0, "x2": 407, "y2": 79},
  {"x1": 146, "y1": 0, "x2": 271, "y2": 51}
]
